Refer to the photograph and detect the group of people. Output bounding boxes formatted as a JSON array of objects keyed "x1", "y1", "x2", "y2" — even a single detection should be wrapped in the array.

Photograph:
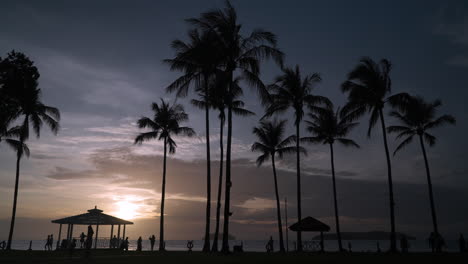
[{"x1": 44, "y1": 234, "x2": 54, "y2": 251}]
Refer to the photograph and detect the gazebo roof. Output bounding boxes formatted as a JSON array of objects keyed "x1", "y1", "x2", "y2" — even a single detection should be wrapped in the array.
[
  {"x1": 289, "y1": 216, "x2": 330, "y2": 232},
  {"x1": 51, "y1": 206, "x2": 133, "y2": 225}
]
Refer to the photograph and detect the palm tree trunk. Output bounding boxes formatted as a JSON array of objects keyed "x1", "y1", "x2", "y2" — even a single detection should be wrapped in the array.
[
  {"x1": 419, "y1": 135, "x2": 440, "y2": 248},
  {"x1": 295, "y1": 121, "x2": 302, "y2": 252},
  {"x1": 159, "y1": 137, "x2": 167, "y2": 251},
  {"x1": 271, "y1": 154, "x2": 285, "y2": 252},
  {"x1": 379, "y1": 109, "x2": 396, "y2": 252},
  {"x1": 330, "y1": 143, "x2": 343, "y2": 251},
  {"x1": 222, "y1": 72, "x2": 233, "y2": 253},
  {"x1": 212, "y1": 116, "x2": 224, "y2": 252},
  {"x1": 6, "y1": 151, "x2": 21, "y2": 250},
  {"x1": 202, "y1": 82, "x2": 211, "y2": 253}
]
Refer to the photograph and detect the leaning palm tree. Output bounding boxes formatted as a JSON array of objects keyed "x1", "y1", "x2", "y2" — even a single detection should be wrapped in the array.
[
  {"x1": 303, "y1": 105, "x2": 359, "y2": 251},
  {"x1": 187, "y1": 0, "x2": 284, "y2": 252},
  {"x1": 388, "y1": 96, "x2": 455, "y2": 251},
  {"x1": 251, "y1": 119, "x2": 300, "y2": 252},
  {"x1": 6, "y1": 87, "x2": 60, "y2": 250},
  {"x1": 134, "y1": 99, "x2": 195, "y2": 251},
  {"x1": 165, "y1": 29, "x2": 222, "y2": 252},
  {"x1": 264, "y1": 65, "x2": 330, "y2": 251},
  {"x1": 341, "y1": 57, "x2": 409, "y2": 252},
  {"x1": 192, "y1": 75, "x2": 254, "y2": 252}
]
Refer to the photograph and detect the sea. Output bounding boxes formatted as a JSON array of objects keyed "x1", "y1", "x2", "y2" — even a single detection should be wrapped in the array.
[{"x1": 7, "y1": 239, "x2": 461, "y2": 252}]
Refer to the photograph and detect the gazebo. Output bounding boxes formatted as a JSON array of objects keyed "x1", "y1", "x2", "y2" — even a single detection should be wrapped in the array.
[
  {"x1": 289, "y1": 216, "x2": 330, "y2": 252},
  {"x1": 51, "y1": 206, "x2": 133, "y2": 249}
]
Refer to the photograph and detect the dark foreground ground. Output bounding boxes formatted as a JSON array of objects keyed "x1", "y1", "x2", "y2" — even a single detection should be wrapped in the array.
[{"x1": 1, "y1": 250, "x2": 467, "y2": 264}]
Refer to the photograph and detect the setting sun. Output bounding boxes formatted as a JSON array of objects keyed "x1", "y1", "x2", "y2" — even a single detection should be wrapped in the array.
[{"x1": 115, "y1": 200, "x2": 139, "y2": 220}]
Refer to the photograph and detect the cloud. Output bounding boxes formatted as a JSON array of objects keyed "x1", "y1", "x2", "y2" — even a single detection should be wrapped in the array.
[{"x1": 46, "y1": 166, "x2": 101, "y2": 180}]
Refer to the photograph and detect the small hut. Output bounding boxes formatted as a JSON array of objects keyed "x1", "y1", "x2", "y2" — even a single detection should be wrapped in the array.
[
  {"x1": 51, "y1": 206, "x2": 133, "y2": 249},
  {"x1": 289, "y1": 216, "x2": 330, "y2": 252}
]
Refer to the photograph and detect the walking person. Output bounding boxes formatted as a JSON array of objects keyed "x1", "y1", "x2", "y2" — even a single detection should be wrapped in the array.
[
  {"x1": 79, "y1": 232, "x2": 86, "y2": 248},
  {"x1": 44, "y1": 235, "x2": 50, "y2": 251},
  {"x1": 149, "y1": 235, "x2": 156, "y2": 251}
]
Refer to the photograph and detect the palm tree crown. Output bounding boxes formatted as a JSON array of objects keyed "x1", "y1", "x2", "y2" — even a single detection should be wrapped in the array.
[
  {"x1": 135, "y1": 99, "x2": 195, "y2": 151},
  {"x1": 388, "y1": 96, "x2": 456, "y2": 155}
]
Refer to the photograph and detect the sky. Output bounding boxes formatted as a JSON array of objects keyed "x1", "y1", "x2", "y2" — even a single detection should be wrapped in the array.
[{"x1": 0, "y1": 0, "x2": 467, "y2": 241}]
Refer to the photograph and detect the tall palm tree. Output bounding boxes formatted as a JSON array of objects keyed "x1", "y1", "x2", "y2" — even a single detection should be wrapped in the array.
[
  {"x1": 192, "y1": 75, "x2": 254, "y2": 252},
  {"x1": 341, "y1": 57, "x2": 409, "y2": 252},
  {"x1": 6, "y1": 87, "x2": 60, "y2": 250},
  {"x1": 187, "y1": 0, "x2": 283, "y2": 252},
  {"x1": 303, "y1": 105, "x2": 359, "y2": 251},
  {"x1": 264, "y1": 65, "x2": 330, "y2": 251},
  {"x1": 388, "y1": 96, "x2": 455, "y2": 251},
  {"x1": 165, "y1": 29, "x2": 222, "y2": 252},
  {"x1": 251, "y1": 119, "x2": 301, "y2": 252},
  {"x1": 134, "y1": 99, "x2": 195, "y2": 251}
]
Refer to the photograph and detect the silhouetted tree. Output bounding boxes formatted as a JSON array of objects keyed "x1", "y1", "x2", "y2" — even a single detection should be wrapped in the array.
[
  {"x1": 264, "y1": 65, "x2": 329, "y2": 251},
  {"x1": 187, "y1": 0, "x2": 283, "y2": 252},
  {"x1": 192, "y1": 74, "x2": 254, "y2": 252},
  {"x1": 388, "y1": 96, "x2": 455, "y2": 251},
  {"x1": 341, "y1": 57, "x2": 409, "y2": 252},
  {"x1": 165, "y1": 29, "x2": 224, "y2": 252},
  {"x1": 303, "y1": 105, "x2": 359, "y2": 251},
  {"x1": 252, "y1": 119, "x2": 301, "y2": 252},
  {"x1": 134, "y1": 99, "x2": 195, "y2": 251}
]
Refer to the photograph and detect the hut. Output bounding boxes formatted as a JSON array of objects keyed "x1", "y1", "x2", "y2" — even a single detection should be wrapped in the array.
[
  {"x1": 289, "y1": 216, "x2": 330, "y2": 252},
  {"x1": 51, "y1": 206, "x2": 133, "y2": 249}
]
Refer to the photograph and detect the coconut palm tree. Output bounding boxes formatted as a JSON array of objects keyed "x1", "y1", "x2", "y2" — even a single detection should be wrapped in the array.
[
  {"x1": 191, "y1": 74, "x2": 254, "y2": 252},
  {"x1": 165, "y1": 29, "x2": 223, "y2": 252},
  {"x1": 251, "y1": 119, "x2": 301, "y2": 252},
  {"x1": 187, "y1": 0, "x2": 283, "y2": 252},
  {"x1": 6, "y1": 86, "x2": 60, "y2": 250},
  {"x1": 303, "y1": 105, "x2": 359, "y2": 251},
  {"x1": 388, "y1": 96, "x2": 455, "y2": 251},
  {"x1": 341, "y1": 57, "x2": 409, "y2": 252},
  {"x1": 134, "y1": 99, "x2": 195, "y2": 251},
  {"x1": 264, "y1": 65, "x2": 330, "y2": 251}
]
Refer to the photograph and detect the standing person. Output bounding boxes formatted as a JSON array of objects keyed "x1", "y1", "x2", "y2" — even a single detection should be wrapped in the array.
[
  {"x1": 79, "y1": 232, "x2": 86, "y2": 248},
  {"x1": 400, "y1": 235, "x2": 408, "y2": 253},
  {"x1": 44, "y1": 235, "x2": 50, "y2": 251},
  {"x1": 459, "y1": 234, "x2": 466, "y2": 253},
  {"x1": 149, "y1": 235, "x2": 156, "y2": 251},
  {"x1": 111, "y1": 235, "x2": 117, "y2": 249},
  {"x1": 49, "y1": 234, "x2": 54, "y2": 251},
  {"x1": 125, "y1": 237, "x2": 129, "y2": 251},
  {"x1": 137, "y1": 237, "x2": 142, "y2": 251},
  {"x1": 86, "y1": 225, "x2": 94, "y2": 250}
]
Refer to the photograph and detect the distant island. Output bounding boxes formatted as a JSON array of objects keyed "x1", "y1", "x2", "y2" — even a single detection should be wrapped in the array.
[
  {"x1": 312, "y1": 231, "x2": 416, "y2": 240},
  {"x1": 204, "y1": 234, "x2": 236, "y2": 240}
]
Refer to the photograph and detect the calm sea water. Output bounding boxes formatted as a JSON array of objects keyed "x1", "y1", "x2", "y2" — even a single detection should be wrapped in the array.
[{"x1": 8, "y1": 239, "x2": 460, "y2": 252}]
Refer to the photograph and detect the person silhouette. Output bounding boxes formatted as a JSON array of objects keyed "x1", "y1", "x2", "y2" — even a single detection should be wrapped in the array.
[
  {"x1": 49, "y1": 234, "x2": 54, "y2": 251},
  {"x1": 137, "y1": 236, "x2": 142, "y2": 251},
  {"x1": 376, "y1": 241, "x2": 381, "y2": 253},
  {"x1": 266, "y1": 236, "x2": 274, "y2": 252},
  {"x1": 112, "y1": 235, "x2": 117, "y2": 248},
  {"x1": 79, "y1": 232, "x2": 86, "y2": 248},
  {"x1": 149, "y1": 235, "x2": 156, "y2": 251},
  {"x1": 86, "y1": 225, "x2": 94, "y2": 250},
  {"x1": 125, "y1": 237, "x2": 129, "y2": 251},
  {"x1": 45, "y1": 235, "x2": 50, "y2": 251},
  {"x1": 348, "y1": 242, "x2": 352, "y2": 252},
  {"x1": 428, "y1": 232, "x2": 435, "y2": 252},
  {"x1": 400, "y1": 235, "x2": 409, "y2": 253},
  {"x1": 459, "y1": 234, "x2": 466, "y2": 253}
]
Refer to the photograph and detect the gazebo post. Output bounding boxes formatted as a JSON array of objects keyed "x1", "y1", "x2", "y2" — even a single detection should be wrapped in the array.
[
  {"x1": 117, "y1": 224, "x2": 121, "y2": 247},
  {"x1": 66, "y1": 224, "x2": 70, "y2": 242},
  {"x1": 320, "y1": 231, "x2": 324, "y2": 252},
  {"x1": 109, "y1": 224, "x2": 114, "y2": 248},
  {"x1": 94, "y1": 224, "x2": 99, "y2": 249},
  {"x1": 70, "y1": 224, "x2": 74, "y2": 241},
  {"x1": 123, "y1": 224, "x2": 126, "y2": 240},
  {"x1": 56, "y1": 223, "x2": 62, "y2": 250}
]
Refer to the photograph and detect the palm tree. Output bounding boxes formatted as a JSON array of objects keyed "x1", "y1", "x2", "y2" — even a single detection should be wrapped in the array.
[
  {"x1": 134, "y1": 99, "x2": 195, "y2": 251},
  {"x1": 6, "y1": 87, "x2": 60, "y2": 250},
  {"x1": 165, "y1": 29, "x2": 222, "y2": 252},
  {"x1": 192, "y1": 75, "x2": 254, "y2": 252},
  {"x1": 303, "y1": 105, "x2": 359, "y2": 251},
  {"x1": 264, "y1": 65, "x2": 330, "y2": 251},
  {"x1": 341, "y1": 57, "x2": 409, "y2": 252},
  {"x1": 388, "y1": 96, "x2": 455, "y2": 251},
  {"x1": 251, "y1": 119, "x2": 300, "y2": 252},
  {"x1": 187, "y1": 0, "x2": 283, "y2": 252}
]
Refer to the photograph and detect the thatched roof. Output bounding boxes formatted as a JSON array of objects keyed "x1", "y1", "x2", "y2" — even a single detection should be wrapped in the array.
[
  {"x1": 51, "y1": 207, "x2": 133, "y2": 225},
  {"x1": 289, "y1": 216, "x2": 330, "y2": 232}
]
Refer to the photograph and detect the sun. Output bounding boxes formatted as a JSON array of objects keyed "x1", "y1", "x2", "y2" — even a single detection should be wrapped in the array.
[{"x1": 115, "y1": 201, "x2": 138, "y2": 220}]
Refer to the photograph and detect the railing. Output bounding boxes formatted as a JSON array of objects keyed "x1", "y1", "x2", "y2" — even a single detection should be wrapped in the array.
[{"x1": 58, "y1": 237, "x2": 122, "y2": 249}]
